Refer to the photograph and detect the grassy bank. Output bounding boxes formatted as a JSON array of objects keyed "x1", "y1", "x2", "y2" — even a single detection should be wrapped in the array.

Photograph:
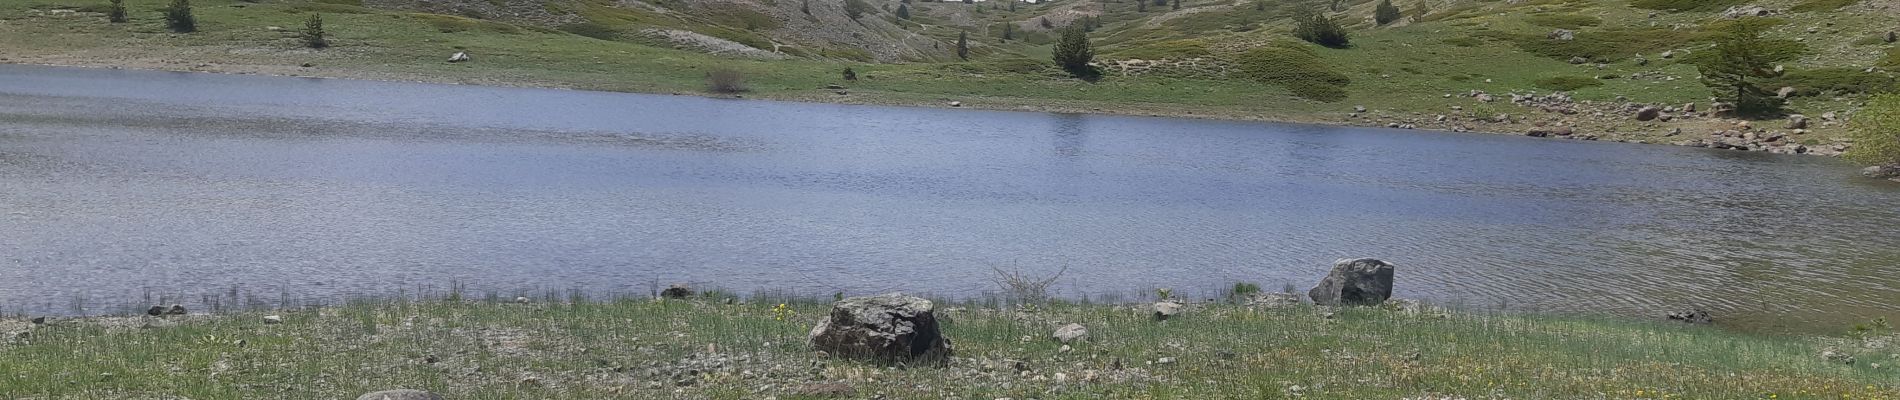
[
  {"x1": 3, "y1": 296, "x2": 1897, "y2": 399},
  {"x1": 2, "y1": 0, "x2": 1889, "y2": 152}
]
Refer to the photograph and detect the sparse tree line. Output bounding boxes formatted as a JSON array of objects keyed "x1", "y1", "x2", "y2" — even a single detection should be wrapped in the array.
[{"x1": 100, "y1": 0, "x2": 329, "y2": 49}]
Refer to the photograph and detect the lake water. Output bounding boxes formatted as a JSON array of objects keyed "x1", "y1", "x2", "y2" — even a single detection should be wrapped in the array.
[{"x1": 1, "y1": 65, "x2": 1896, "y2": 333}]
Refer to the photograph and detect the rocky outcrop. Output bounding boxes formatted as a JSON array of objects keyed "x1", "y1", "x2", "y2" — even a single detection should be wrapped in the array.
[
  {"x1": 1635, "y1": 106, "x2": 1661, "y2": 121},
  {"x1": 356, "y1": 389, "x2": 444, "y2": 400},
  {"x1": 1722, "y1": 5, "x2": 1773, "y2": 18},
  {"x1": 1052, "y1": 323, "x2": 1088, "y2": 343},
  {"x1": 1548, "y1": 29, "x2": 1574, "y2": 41},
  {"x1": 1863, "y1": 165, "x2": 1900, "y2": 180},
  {"x1": 808, "y1": 293, "x2": 951, "y2": 362},
  {"x1": 1308, "y1": 258, "x2": 1396, "y2": 306}
]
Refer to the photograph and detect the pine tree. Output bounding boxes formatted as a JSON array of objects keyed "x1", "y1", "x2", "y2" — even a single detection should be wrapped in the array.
[
  {"x1": 1697, "y1": 20, "x2": 1797, "y2": 117},
  {"x1": 956, "y1": 31, "x2": 969, "y2": 60},
  {"x1": 897, "y1": 3, "x2": 911, "y2": 19},
  {"x1": 1052, "y1": 25, "x2": 1093, "y2": 75},
  {"x1": 1374, "y1": 0, "x2": 1401, "y2": 25},
  {"x1": 165, "y1": 0, "x2": 195, "y2": 33},
  {"x1": 1292, "y1": 6, "x2": 1349, "y2": 48},
  {"x1": 107, "y1": 0, "x2": 127, "y2": 23},
  {"x1": 302, "y1": 13, "x2": 328, "y2": 48}
]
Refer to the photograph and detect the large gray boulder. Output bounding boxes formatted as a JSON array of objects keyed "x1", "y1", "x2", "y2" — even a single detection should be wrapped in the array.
[
  {"x1": 809, "y1": 293, "x2": 951, "y2": 362},
  {"x1": 356, "y1": 389, "x2": 443, "y2": 400},
  {"x1": 1308, "y1": 258, "x2": 1396, "y2": 306}
]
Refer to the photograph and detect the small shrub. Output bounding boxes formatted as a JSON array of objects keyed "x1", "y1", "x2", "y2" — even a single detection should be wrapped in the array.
[
  {"x1": 1533, "y1": 76, "x2": 1602, "y2": 91},
  {"x1": 1846, "y1": 94, "x2": 1900, "y2": 166},
  {"x1": 841, "y1": 67, "x2": 857, "y2": 81},
  {"x1": 1292, "y1": 7, "x2": 1349, "y2": 48},
  {"x1": 1374, "y1": 0, "x2": 1401, "y2": 25},
  {"x1": 1229, "y1": 282, "x2": 1262, "y2": 301},
  {"x1": 991, "y1": 265, "x2": 1066, "y2": 304},
  {"x1": 165, "y1": 0, "x2": 195, "y2": 33},
  {"x1": 1525, "y1": 14, "x2": 1600, "y2": 29},
  {"x1": 1789, "y1": 0, "x2": 1858, "y2": 12},
  {"x1": 107, "y1": 0, "x2": 126, "y2": 23},
  {"x1": 302, "y1": 13, "x2": 328, "y2": 48},
  {"x1": 1441, "y1": 37, "x2": 1481, "y2": 47},
  {"x1": 705, "y1": 68, "x2": 748, "y2": 93}
]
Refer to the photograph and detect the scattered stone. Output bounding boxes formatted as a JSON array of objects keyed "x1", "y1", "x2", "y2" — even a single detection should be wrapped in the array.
[
  {"x1": 447, "y1": 52, "x2": 470, "y2": 63},
  {"x1": 165, "y1": 305, "x2": 187, "y2": 316},
  {"x1": 1666, "y1": 308, "x2": 1712, "y2": 324},
  {"x1": 265, "y1": 26, "x2": 283, "y2": 31},
  {"x1": 1863, "y1": 165, "x2": 1900, "y2": 179},
  {"x1": 1787, "y1": 115, "x2": 1808, "y2": 129},
  {"x1": 1777, "y1": 86, "x2": 1798, "y2": 98},
  {"x1": 1823, "y1": 349, "x2": 1856, "y2": 365},
  {"x1": 1548, "y1": 29, "x2": 1575, "y2": 41},
  {"x1": 661, "y1": 284, "x2": 694, "y2": 299},
  {"x1": 1052, "y1": 323, "x2": 1088, "y2": 343},
  {"x1": 948, "y1": 101, "x2": 963, "y2": 107},
  {"x1": 1635, "y1": 106, "x2": 1662, "y2": 121},
  {"x1": 1353, "y1": 105, "x2": 1367, "y2": 113},
  {"x1": 808, "y1": 293, "x2": 951, "y2": 362},
  {"x1": 1660, "y1": 50, "x2": 1675, "y2": 59},
  {"x1": 263, "y1": 315, "x2": 283, "y2": 324},
  {"x1": 146, "y1": 306, "x2": 165, "y2": 316},
  {"x1": 1152, "y1": 302, "x2": 1183, "y2": 321},
  {"x1": 1307, "y1": 258, "x2": 1397, "y2": 306},
  {"x1": 1682, "y1": 102, "x2": 1696, "y2": 113},
  {"x1": 1821, "y1": 111, "x2": 1837, "y2": 121},
  {"x1": 1568, "y1": 56, "x2": 1589, "y2": 64},
  {"x1": 1155, "y1": 357, "x2": 1176, "y2": 365},
  {"x1": 1668, "y1": 127, "x2": 1683, "y2": 136},
  {"x1": 1491, "y1": 114, "x2": 1510, "y2": 123},
  {"x1": 1659, "y1": 114, "x2": 1675, "y2": 122},
  {"x1": 356, "y1": 389, "x2": 443, "y2": 400},
  {"x1": 300, "y1": 62, "x2": 315, "y2": 68},
  {"x1": 30, "y1": 317, "x2": 45, "y2": 325},
  {"x1": 1721, "y1": 5, "x2": 1772, "y2": 18},
  {"x1": 1634, "y1": 56, "x2": 1649, "y2": 66}
]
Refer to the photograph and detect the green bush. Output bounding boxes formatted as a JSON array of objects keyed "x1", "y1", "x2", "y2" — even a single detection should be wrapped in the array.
[
  {"x1": 1233, "y1": 42, "x2": 1351, "y2": 101},
  {"x1": 1533, "y1": 76, "x2": 1603, "y2": 91},
  {"x1": 165, "y1": 0, "x2": 195, "y2": 33},
  {"x1": 106, "y1": 0, "x2": 126, "y2": 23},
  {"x1": 1882, "y1": 48, "x2": 1900, "y2": 68},
  {"x1": 1052, "y1": 25, "x2": 1095, "y2": 75},
  {"x1": 1629, "y1": 0, "x2": 1747, "y2": 11},
  {"x1": 1525, "y1": 14, "x2": 1600, "y2": 29},
  {"x1": 1847, "y1": 94, "x2": 1900, "y2": 166},
  {"x1": 1374, "y1": 0, "x2": 1401, "y2": 25},
  {"x1": 1789, "y1": 0, "x2": 1858, "y2": 12}
]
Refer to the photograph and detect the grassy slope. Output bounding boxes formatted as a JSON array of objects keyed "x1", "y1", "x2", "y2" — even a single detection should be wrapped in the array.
[
  {"x1": 4, "y1": 0, "x2": 1894, "y2": 148},
  {"x1": 2, "y1": 298, "x2": 1897, "y2": 399}
]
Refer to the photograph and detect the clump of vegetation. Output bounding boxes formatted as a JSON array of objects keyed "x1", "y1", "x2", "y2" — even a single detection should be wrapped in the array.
[
  {"x1": 1228, "y1": 282, "x2": 1262, "y2": 301},
  {"x1": 956, "y1": 31, "x2": 969, "y2": 60},
  {"x1": 1629, "y1": 0, "x2": 1747, "y2": 11},
  {"x1": 1525, "y1": 14, "x2": 1601, "y2": 29},
  {"x1": 1052, "y1": 25, "x2": 1094, "y2": 76},
  {"x1": 705, "y1": 68, "x2": 748, "y2": 93},
  {"x1": 990, "y1": 265, "x2": 1066, "y2": 304},
  {"x1": 107, "y1": 0, "x2": 126, "y2": 23},
  {"x1": 1846, "y1": 94, "x2": 1900, "y2": 166},
  {"x1": 1534, "y1": 75, "x2": 1604, "y2": 91},
  {"x1": 1882, "y1": 48, "x2": 1900, "y2": 68},
  {"x1": 841, "y1": 67, "x2": 857, "y2": 81},
  {"x1": 896, "y1": 3, "x2": 910, "y2": 19},
  {"x1": 1790, "y1": 0, "x2": 1859, "y2": 12},
  {"x1": 558, "y1": 22, "x2": 623, "y2": 40},
  {"x1": 302, "y1": 13, "x2": 328, "y2": 48},
  {"x1": 1374, "y1": 0, "x2": 1401, "y2": 25},
  {"x1": 165, "y1": 0, "x2": 195, "y2": 33},
  {"x1": 1696, "y1": 19, "x2": 1801, "y2": 117},
  {"x1": 1291, "y1": 7, "x2": 1349, "y2": 48},
  {"x1": 1234, "y1": 41, "x2": 1351, "y2": 101}
]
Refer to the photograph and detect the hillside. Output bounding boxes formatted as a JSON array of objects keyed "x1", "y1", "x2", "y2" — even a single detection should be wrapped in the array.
[{"x1": 2, "y1": 0, "x2": 1897, "y2": 152}]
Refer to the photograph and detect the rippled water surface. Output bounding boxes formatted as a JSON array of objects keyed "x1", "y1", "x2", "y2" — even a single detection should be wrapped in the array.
[{"x1": 2, "y1": 65, "x2": 1897, "y2": 332}]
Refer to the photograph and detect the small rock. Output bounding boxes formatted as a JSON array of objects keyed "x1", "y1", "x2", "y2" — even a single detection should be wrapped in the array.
[
  {"x1": 1661, "y1": 50, "x2": 1675, "y2": 59},
  {"x1": 1635, "y1": 106, "x2": 1662, "y2": 121},
  {"x1": 263, "y1": 315, "x2": 283, "y2": 324},
  {"x1": 514, "y1": 296, "x2": 531, "y2": 304},
  {"x1": 1153, "y1": 302, "x2": 1183, "y2": 321},
  {"x1": 1476, "y1": 94, "x2": 1495, "y2": 102},
  {"x1": 1568, "y1": 56, "x2": 1589, "y2": 64},
  {"x1": 165, "y1": 305, "x2": 187, "y2": 315},
  {"x1": 1353, "y1": 105, "x2": 1367, "y2": 113},
  {"x1": 30, "y1": 317, "x2": 45, "y2": 324},
  {"x1": 1822, "y1": 349, "x2": 1856, "y2": 365},
  {"x1": 1059, "y1": 344, "x2": 1073, "y2": 353},
  {"x1": 948, "y1": 101, "x2": 963, "y2": 107},
  {"x1": 146, "y1": 306, "x2": 165, "y2": 316},
  {"x1": 300, "y1": 62, "x2": 315, "y2": 68},
  {"x1": 661, "y1": 284, "x2": 694, "y2": 299},
  {"x1": 1549, "y1": 29, "x2": 1575, "y2": 41},
  {"x1": 1821, "y1": 111, "x2": 1837, "y2": 121},
  {"x1": 447, "y1": 52, "x2": 470, "y2": 63},
  {"x1": 1155, "y1": 357, "x2": 1176, "y2": 365},
  {"x1": 1052, "y1": 323, "x2": 1088, "y2": 343},
  {"x1": 1492, "y1": 113, "x2": 1510, "y2": 123},
  {"x1": 1787, "y1": 115, "x2": 1808, "y2": 129},
  {"x1": 1682, "y1": 102, "x2": 1696, "y2": 113},
  {"x1": 356, "y1": 389, "x2": 443, "y2": 400},
  {"x1": 1888, "y1": 31, "x2": 1898, "y2": 43},
  {"x1": 1308, "y1": 258, "x2": 1397, "y2": 306},
  {"x1": 1666, "y1": 308, "x2": 1712, "y2": 324},
  {"x1": 266, "y1": 26, "x2": 283, "y2": 31},
  {"x1": 1777, "y1": 86, "x2": 1797, "y2": 98}
]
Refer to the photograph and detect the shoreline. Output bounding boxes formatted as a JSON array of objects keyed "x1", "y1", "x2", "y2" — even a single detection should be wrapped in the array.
[{"x1": 1, "y1": 60, "x2": 1847, "y2": 159}]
